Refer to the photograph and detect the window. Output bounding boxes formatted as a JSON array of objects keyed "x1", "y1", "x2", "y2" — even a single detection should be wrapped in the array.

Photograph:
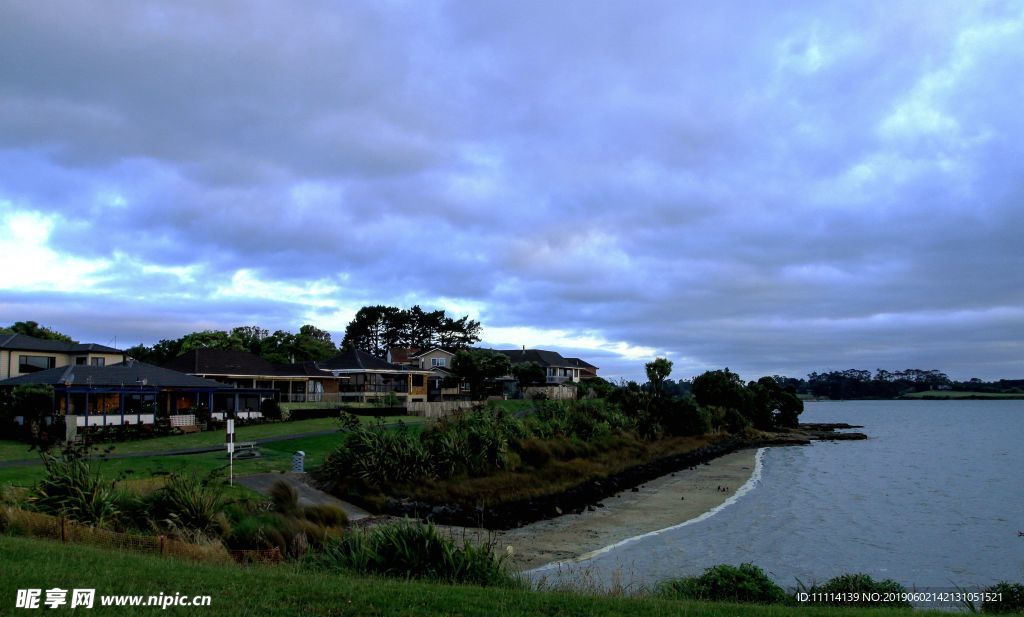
[
  {"x1": 431, "y1": 357, "x2": 446, "y2": 367},
  {"x1": 90, "y1": 357, "x2": 105, "y2": 367},
  {"x1": 19, "y1": 355, "x2": 56, "y2": 373},
  {"x1": 75, "y1": 357, "x2": 87, "y2": 365},
  {"x1": 412, "y1": 375, "x2": 424, "y2": 387}
]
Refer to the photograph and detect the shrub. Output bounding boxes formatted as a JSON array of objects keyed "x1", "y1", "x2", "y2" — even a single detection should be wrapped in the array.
[
  {"x1": 226, "y1": 510, "x2": 339, "y2": 558},
  {"x1": 260, "y1": 399, "x2": 283, "y2": 421},
  {"x1": 652, "y1": 396, "x2": 710, "y2": 436},
  {"x1": 657, "y1": 563, "x2": 791, "y2": 605},
  {"x1": 805, "y1": 573, "x2": 910, "y2": 608},
  {"x1": 28, "y1": 443, "x2": 124, "y2": 527},
  {"x1": 524, "y1": 399, "x2": 634, "y2": 442},
  {"x1": 321, "y1": 420, "x2": 432, "y2": 486},
  {"x1": 226, "y1": 512, "x2": 289, "y2": 551},
  {"x1": 312, "y1": 520, "x2": 518, "y2": 587},
  {"x1": 982, "y1": 582, "x2": 1024, "y2": 614}
]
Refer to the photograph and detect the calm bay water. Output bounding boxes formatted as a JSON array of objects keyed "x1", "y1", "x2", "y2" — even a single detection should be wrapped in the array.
[{"x1": 532, "y1": 400, "x2": 1024, "y2": 591}]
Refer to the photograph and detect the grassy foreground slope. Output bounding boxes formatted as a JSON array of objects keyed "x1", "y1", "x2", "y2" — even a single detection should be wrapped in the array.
[{"x1": 0, "y1": 536, "x2": 941, "y2": 617}]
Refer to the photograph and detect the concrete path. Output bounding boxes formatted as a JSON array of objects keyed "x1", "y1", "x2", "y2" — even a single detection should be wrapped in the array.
[{"x1": 235, "y1": 472, "x2": 370, "y2": 521}]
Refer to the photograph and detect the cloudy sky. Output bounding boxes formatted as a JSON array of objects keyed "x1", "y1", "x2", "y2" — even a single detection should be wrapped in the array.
[{"x1": 1, "y1": 1, "x2": 1022, "y2": 381}]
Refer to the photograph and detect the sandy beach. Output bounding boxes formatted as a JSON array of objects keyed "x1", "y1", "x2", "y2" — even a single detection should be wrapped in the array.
[{"x1": 441, "y1": 447, "x2": 762, "y2": 571}]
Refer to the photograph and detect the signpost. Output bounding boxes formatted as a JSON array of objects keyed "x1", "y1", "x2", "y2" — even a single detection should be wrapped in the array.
[{"x1": 226, "y1": 419, "x2": 235, "y2": 486}]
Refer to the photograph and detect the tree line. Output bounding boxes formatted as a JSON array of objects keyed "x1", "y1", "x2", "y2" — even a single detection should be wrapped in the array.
[
  {"x1": 635, "y1": 368, "x2": 1023, "y2": 401},
  {"x1": 120, "y1": 305, "x2": 481, "y2": 366},
  {"x1": 0, "y1": 321, "x2": 75, "y2": 343},
  {"x1": 1, "y1": 306, "x2": 480, "y2": 367}
]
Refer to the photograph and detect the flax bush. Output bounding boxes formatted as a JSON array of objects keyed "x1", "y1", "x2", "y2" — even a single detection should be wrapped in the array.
[
  {"x1": 27, "y1": 443, "x2": 125, "y2": 528},
  {"x1": 148, "y1": 474, "x2": 229, "y2": 536}
]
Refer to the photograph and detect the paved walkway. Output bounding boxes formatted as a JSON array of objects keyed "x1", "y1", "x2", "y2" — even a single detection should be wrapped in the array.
[{"x1": 235, "y1": 472, "x2": 370, "y2": 521}]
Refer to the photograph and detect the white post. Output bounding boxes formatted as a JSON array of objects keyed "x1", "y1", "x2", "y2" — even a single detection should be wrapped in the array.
[{"x1": 226, "y1": 419, "x2": 235, "y2": 486}]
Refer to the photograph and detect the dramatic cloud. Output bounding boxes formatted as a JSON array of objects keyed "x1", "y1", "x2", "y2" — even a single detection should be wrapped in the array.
[{"x1": 2, "y1": 1, "x2": 1022, "y2": 380}]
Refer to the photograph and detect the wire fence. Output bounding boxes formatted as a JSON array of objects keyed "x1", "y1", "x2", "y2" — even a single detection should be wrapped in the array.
[{"x1": 0, "y1": 507, "x2": 283, "y2": 564}]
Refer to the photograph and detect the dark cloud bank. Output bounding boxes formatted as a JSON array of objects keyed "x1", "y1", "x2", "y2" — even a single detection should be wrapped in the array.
[{"x1": 1, "y1": 1, "x2": 1022, "y2": 380}]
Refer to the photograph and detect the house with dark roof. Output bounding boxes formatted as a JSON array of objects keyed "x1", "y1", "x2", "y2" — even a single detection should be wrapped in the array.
[
  {"x1": 0, "y1": 360, "x2": 274, "y2": 428},
  {"x1": 0, "y1": 333, "x2": 126, "y2": 380},
  {"x1": 494, "y1": 348, "x2": 589, "y2": 384},
  {"x1": 164, "y1": 349, "x2": 314, "y2": 403},
  {"x1": 165, "y1": 347, "x2": 432, "y2": 404}
]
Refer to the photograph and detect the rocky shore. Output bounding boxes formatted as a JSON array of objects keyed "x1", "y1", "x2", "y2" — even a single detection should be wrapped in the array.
[{"x1": 384, "y1": 424, "x2": 866, "y2": 530}]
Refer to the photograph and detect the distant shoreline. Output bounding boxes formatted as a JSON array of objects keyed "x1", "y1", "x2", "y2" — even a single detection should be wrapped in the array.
[{"x1": 805, "y1": 393, "x2": 1024, "y2": 401}]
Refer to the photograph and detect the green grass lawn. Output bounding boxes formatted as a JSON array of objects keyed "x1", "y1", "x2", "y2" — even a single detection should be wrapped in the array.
[
  {"x1": 0, "y1": 535, "x2": 941, "y2": 617},
  {"x1": 0, "y1": 415, "x2": 425, "y2": 463},
  {"x1": 0, "y1": 430, "x2": 354, "y2": 488},
  {"x1": 0, "y1": 439, "x2": 36, "y2": 462}
]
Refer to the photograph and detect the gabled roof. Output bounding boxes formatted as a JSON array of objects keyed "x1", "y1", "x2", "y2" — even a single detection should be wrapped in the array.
[
  {"x1": 409, "y1": 347, "x2": 456, "y2": 358},
  {"x1": 163, "y1": 349, "x2": 288, "y2": 376},
  {"x1": 0, "y1": 333, "x2": 122, "y2": 354},
  {"x1": 317, "y1": 348, "x2": 403, "y2": 372},
  {"x1": 0, "y1": 360, "x2": 224, "y2": 389},
  {"x1": 565, "y1": 357, "x2": 598, "y2": 370},
  {"x1": 494, "y1": 348, "x2": 573, "y2": 368}
]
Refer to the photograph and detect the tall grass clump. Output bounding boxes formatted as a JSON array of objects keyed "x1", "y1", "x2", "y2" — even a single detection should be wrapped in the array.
[
  {"x1": 225, "y1": 480, "x2": 346, "y2": 558},
  {"x1": 656, "y1": 563, "x2": 792, "y2": 605},
  {"x1": 148, "y1": 474, "x2": 229, "y2": 537},
  {"x1": 311, "y1": 519, "x2": 517, "y2": 587}
]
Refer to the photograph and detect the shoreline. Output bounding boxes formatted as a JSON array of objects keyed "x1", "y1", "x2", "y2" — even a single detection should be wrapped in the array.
[{"x1": 437, "y1": 447, "x2": 764, "y2": 571}]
